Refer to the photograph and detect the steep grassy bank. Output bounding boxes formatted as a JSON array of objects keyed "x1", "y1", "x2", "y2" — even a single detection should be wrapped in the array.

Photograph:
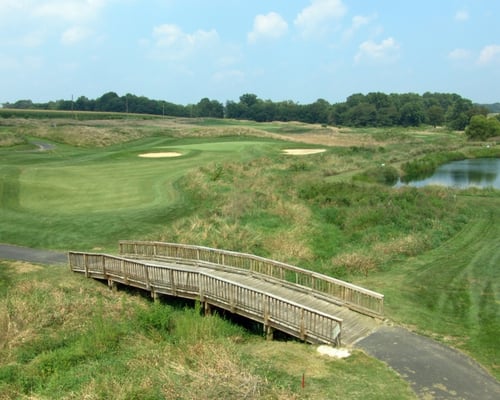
[
  {"x1": 0, "y1": 261, "x2": 415, "y2": 399},
  {"x1": 358, "y1": 192, "x2": 500, "y2": 378},
  {"x1": 1, "y1": 115, "x2": 498, "y2": 390}
]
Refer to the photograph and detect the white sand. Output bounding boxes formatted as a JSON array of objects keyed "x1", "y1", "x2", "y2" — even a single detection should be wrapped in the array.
[
  {"x1": 282, "y1": 149, "x2": 326, "y2": 155},
  {"x1": 317, "y1": 345, "x2": 351, "y2": 358},
  {"x1": 139, "y1": 152, "x2": 182, "y2": 158}
]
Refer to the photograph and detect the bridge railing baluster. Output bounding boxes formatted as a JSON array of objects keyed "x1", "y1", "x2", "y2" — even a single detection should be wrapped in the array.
[{"x1": 118, "y1": 241, "x2": 384, "y2": 317}]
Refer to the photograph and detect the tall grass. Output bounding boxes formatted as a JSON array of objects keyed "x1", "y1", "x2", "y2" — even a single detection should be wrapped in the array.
[
  {"x1": 1, "y1": 116, "x2": 498, "y2": 385},
  {"x1": 0, "y1": 261, "x2": 414, "y2": 399}
]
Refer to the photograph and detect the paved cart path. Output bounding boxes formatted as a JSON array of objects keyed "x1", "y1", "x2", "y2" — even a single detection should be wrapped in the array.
[
  {"x1": 1, "y1": 244, "x2": 499, "y2": 399},
  {"x1": 356, "y1": 326, "x2": 500, "y2": 399},
  {"x1": 0, "y1": 243, "x2": 67, "y2": 265}
]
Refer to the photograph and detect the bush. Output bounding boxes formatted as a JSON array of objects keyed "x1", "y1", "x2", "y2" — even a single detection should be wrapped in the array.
[
  {"x1": 401, "y1": 151, "x2": 465, "y2": 181},
  {"x1": 465, "y1": 115, "x2": 500, "y2": 140},
  {"x1": 353, "y1": 164, "x2": 399, "y2": 185}
]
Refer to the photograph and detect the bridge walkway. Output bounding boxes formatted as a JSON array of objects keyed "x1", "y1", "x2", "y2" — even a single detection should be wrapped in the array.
[{"x1": 129, "y1": 257, "x2": 381, "y2": 345}]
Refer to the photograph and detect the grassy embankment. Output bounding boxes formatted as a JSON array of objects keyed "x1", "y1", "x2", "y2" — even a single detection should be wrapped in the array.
[{"x1": 0, "y1": 110, "x2": 498, "y2": 397}]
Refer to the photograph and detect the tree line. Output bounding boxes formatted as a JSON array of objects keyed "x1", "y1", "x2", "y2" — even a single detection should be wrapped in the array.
[{"x1": 3, "y1": 91, "x2": 498, "y2": 136}]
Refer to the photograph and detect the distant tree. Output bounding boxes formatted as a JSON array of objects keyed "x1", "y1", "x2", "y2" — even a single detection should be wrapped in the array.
[
  {"x1": 5, "y1": 99, "x2": 35, "y2": 109},
  {"x1": 307, "y1": 98, "x2": 331, "y2": 124},
  {"x1": 365, "y1": 92, "x2": 391, "y2": 110},
  {"x1": 427, "y1": 105, "x2": 445, "y2": 127},
  {"x1": 446, "y1": 97, "x2": 474, "y2": 130},
  {"x1": 95, "y1": 92, "x2": 123, "y2": 112},
  {"x1": 345, "y1": 103, "x2": 377, "y2": 126},
  {"x1": 239, "y1": 93, "x2": 259, "y2": 108},
  {"x1": 275, "y1": 100, "x2": 300, "y2": 121},
  {"x1": 194, "y1": 98, "x2": 224, "y2": 118},
  {"x1": 465, "y1": 115, "x2": 500, "y2": 140},
  {"x1": 74, "y1": 96, "x2": 94, "y2": 111},
  {"x1": 345, "y1": 93, "x2": 366, "y2": 108},
  {"x1": 399, "y1": 101, "x2": 426, "y2": 126},
  {"x1": 376, "y1": 105, "x2": 399, "y2": 126}
]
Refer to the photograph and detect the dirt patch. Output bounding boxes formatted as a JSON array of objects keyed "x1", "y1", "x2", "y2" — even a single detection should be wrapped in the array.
[
  {"x1": 139, "y1": 152, "x2": 182, "y2": 158},
  {"x1": 282, "y1": 149, "x2": 326, "y2": 155},
  {"x1": 10, "y1": 261, "x2": 43, "y2": 274}
]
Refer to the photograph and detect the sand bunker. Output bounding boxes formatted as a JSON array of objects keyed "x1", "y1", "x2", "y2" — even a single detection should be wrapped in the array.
[
  {"x1": 317, "y1": 345, "x2": 351, "y2": 359},
  {"x1": 282, "y1": 149, "x2": 326, "y2": 155},
  {"x1": 139, "y1": 152, "x2": 182, "y2": 158}
]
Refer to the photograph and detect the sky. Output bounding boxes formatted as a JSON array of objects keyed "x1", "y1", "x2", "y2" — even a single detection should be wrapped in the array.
[{"x1": 1, "y1": 0, "x2": 499, "y2": 106}]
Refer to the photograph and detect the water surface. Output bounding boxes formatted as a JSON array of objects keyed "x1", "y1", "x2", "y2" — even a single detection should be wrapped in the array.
[{"x1": 396, "y1": 158, "x2": 500, "y2": 189}]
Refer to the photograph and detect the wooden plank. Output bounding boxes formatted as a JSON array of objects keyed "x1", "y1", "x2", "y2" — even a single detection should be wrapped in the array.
[
  {"x1": 69, "y1": 252, "x2": 385, "y2": 345},
  {"x1": 118, "y1": 241, "x2": 384, "y2": 316}
]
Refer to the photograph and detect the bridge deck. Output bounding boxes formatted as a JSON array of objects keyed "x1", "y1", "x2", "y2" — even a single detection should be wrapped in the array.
[
  {"x1": 190, "y1": 264, "x2": 380, "y2": 345},
  {"x1": 69, "y1": 250, "x2": 382, "y2": 346}
]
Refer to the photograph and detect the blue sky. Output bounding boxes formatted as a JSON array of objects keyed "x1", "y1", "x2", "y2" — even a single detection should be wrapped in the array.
[{"x1": 1, "y1": 0, "x2": 499, "y2": 105}]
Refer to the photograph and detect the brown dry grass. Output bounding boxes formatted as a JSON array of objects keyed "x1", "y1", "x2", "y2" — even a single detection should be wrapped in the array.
[{"x1": 331, "y1": 252, "x2": 378, "y2": 277}]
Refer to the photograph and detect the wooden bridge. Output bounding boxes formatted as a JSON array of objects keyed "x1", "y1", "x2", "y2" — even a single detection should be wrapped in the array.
[{"x1": 69, "y1": 241, "x2": 384, "y2": 346}]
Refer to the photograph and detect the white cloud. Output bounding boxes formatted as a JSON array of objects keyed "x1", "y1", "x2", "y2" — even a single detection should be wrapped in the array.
[
  {"x1": 294, "y1": 0, "x2": 347, "y2": 37},
  {"x1": 454, "y1": 10, "x2": 469, "y2": 22},
  {"x1": 478, "y1": 44, "x2": 500, "y2": 65},
  {"x1": 151, "y1": 24, "x2": 220, "y2": 60},
  {"x1": 0, "y1": 0, "x2": 108, "y2": 22},
  {"x1": 248, "y1": 12, "x2": 288, "y2": 44},
  {"x1": 355, "y1": 37, "x2": 399, "y2": 64},
  {"x1": 448, "y1": 48, "x2": 471, "y2": 61},
  {"x1": 61, "y1": 26, "x2": 92, "y2": 45},
  {"x1": 0, "y1": 1, "x2": 108, "y2": 47},
  {"x1": 343, "y1": 14, "x2": 377, "y2": 40},
  {"x1": 33, "y1": 0, "x2": 107, "y2": 22}
]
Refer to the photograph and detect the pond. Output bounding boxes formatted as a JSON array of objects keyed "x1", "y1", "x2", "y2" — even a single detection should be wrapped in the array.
[{"x1": 395, "y1": 158, "x2": 500, "y2": 189}]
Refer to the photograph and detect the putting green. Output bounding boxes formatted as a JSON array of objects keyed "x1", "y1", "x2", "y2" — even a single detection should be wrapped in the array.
[{"x1": 0, "y1": 136, "x2": 285, "y2": 251}]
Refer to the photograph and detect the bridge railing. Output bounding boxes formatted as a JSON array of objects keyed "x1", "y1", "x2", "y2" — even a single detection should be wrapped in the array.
[
  {"x1": 68, "y1": 251, "x2": 342, "y2": 346},
  {"x1": 119, "y1": 240, "x2": 384, "y2": 317}
]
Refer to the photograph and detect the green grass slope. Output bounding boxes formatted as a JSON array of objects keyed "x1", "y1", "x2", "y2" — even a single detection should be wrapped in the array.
[
  {"x1": 0, "y1": 135, "x2": 280, "y2": 250},
  {"x1": 0, "y1": 261, "x2": 415, "y2": 399},
  {"x1": 0, "y1": 114, "x2": 498, "y2": 394}
]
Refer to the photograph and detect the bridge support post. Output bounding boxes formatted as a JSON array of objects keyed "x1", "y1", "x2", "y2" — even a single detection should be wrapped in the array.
[
  {"x1": 204, "y1": 302, "x2": 212, "y2": 316},
  {"x1": 264, "y1": 324, "x2": 274, "y2": 341},
  {"x1": 108, "y1": 279, "x2": 117, "y2": 292},
  {"x1": 151, "y1": 290, "x2": 158, "y2": 302}
]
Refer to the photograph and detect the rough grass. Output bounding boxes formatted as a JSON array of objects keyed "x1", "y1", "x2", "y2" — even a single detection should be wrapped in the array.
[
  {"x1": 0, "y1": 261, "x2": 415, "y2": 399},
  {"x1": 0, "y1": 115, "x2": 498, "y2": 387}
]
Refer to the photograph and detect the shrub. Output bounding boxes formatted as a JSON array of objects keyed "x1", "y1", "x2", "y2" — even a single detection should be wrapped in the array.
[
  {"x1": 401, "y1": 151, "x2": 465, "y2": 181},
  {"x1": 465, "y1": 115, "x2": 500, "y2": 140},
  {"x1": 353, "y1": 164, "x2": 399, "y2": 185}
]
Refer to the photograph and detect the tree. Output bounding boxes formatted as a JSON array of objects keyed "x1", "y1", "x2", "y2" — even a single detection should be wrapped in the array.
[
  {"x1": 446, "y1": 97, "x2": 473, "y2": 130},
  {"x1": 194, "y1": 98, "x2": 224, "y2": 118},
  {"x1": 399, "y1": 101, "x2": 425, "y2": 126},
  {"x1": 465, "y1": 115, "x2": 500, "y2": 140},
  {"x1": 302, "y1": 99, "x2": 331, "y2": 124},
  {"x1": 427, "y1": 105, "x2": 445, "y2": 127},
  {"x1": 74, "y1": 96, "x2": 94, "y2": 111},
  {"x1": 344, "y1": 103, "x2": 377, "y2": 126},
  {"x1": 95, "y1": 91, "x2": 123, "y2": 112},
  {"x1": 239, "y1": 93, "x2": 258, "y2": 108}
]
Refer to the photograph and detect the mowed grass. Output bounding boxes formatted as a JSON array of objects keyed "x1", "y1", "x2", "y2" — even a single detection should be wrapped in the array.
[
  {"x1": 357, "y1": 194, "x2": 500, "y2": 376},
  {"x1": 0, "y1": 135, "x2": 280, "y2": 250},
  {"x1": 0, "y1": 114, "x2": 499, "y2": 393}
]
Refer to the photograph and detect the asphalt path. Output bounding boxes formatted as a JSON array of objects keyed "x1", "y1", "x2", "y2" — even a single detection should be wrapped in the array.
[
  {"x1": 0, "y1": 243, "x2": 67, "y2": 265},
  {"x1": 357, "y1": 326, "x2": 500, "y2": 399},
  {"x1": 1, "y1": 244, "x2": 499, "y2": 399}
]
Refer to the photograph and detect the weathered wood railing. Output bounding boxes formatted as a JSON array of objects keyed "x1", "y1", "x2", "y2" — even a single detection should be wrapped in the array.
[
  {"x1": 69, "y1": 251, "x2": 342, "y2": 346},
  {"x1": 119, "y1": 241, "x2": 384, "y2": 317}
]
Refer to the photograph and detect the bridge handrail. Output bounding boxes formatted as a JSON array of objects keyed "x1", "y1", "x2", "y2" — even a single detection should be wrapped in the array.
[
  {"x1": 69, "y1": 251, "x2": 342, "y2": 345},
  {"x1": 119, "y1": 240, "x2": 384, "y2": 317}
]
